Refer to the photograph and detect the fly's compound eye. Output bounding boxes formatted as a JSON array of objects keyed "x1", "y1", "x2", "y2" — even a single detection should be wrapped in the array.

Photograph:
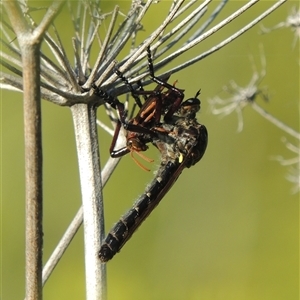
[
  {"x1": 179, "y1": 98, "x2": 201, "y2": 117},
  {"x1": 183, "y1": 98, "x2": 201, "y2": 106}
]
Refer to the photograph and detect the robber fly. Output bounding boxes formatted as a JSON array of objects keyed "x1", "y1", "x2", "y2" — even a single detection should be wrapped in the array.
[{"x1": 99, "y1": 93, "x2": 208, "y2": 262}]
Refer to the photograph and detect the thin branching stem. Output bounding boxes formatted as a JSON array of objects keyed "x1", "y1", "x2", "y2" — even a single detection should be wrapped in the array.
[
  {"x1": 101, "y1": 0, "x2": 185, "y2": 87},
  {"x1": 118, "y1": 0, "x2": 210, "y2": 79},
  {"x1": 186, "y1": 0, "x2": 228, "y2": 43},
  {"x1": 164, "y1": 0, "x2": 287, "y2": 75},
  {"x1": 124, "y1": 0, "x2": 286, "y2": 87},
  {"x1": 84, "y1": 5, "x2": 120, "y2": 89},
  {"x1": 251, "y1": 102, "x2": 300, "y2": 140}
]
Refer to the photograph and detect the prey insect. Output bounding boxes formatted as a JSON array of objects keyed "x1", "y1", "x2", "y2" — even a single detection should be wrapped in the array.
[
  {"x1": 93, "y1": 46, "x2": 185, "y2": 170},
  {"x1": 99, "y1": 92, "x2": 208, "y2": 262}
]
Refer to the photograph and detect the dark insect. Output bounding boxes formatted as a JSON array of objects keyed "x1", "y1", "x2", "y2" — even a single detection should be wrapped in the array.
[
  {"x1": 93, "y1": 46, "x2": 208, "y2": 262},
  {"x1": 99, "y1": 91, "x2": 208, "y2": 262}
]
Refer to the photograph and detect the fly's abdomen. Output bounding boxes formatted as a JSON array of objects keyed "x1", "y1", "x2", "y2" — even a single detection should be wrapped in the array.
[{"x1": 99, "y1": 162, "x2": 178, "y2": 262}]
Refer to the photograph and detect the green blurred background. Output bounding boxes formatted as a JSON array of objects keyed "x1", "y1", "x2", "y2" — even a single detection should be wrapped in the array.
[{"x1": 1, "y1": 1, "x2": 299, "y2": 299}]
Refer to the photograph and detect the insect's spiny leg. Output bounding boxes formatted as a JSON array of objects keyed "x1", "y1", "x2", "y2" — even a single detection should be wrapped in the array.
[
  {"x1": 147, "y1": 46, "x2": 155, "y2": 78},
  {"x1": 146, "y1": 46, "x2": 184, "y2": 96},
  {"x1": 115, "y1": 69, "x2": 143, "y2": 108}
]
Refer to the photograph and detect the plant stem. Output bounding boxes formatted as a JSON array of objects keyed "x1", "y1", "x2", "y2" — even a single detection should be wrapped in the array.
[{"x1": 71, "y1": 104, "x2": 106, "y2": 300}]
